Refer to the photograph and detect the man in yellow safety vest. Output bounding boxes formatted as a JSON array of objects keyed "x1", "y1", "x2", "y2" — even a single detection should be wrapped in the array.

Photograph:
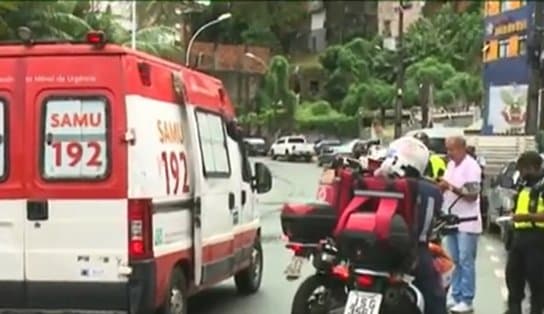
[
  {"x1": 413, "y1": 132, "x2": 446, "y2": 181},
  {"x1": 505, "y1": 151, "x2": 544, "y2": 314}
]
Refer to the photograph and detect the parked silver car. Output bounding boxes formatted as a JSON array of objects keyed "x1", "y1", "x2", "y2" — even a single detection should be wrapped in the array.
[{"x1": 488, "y1": 160, "x2": 517, "y2": 250}]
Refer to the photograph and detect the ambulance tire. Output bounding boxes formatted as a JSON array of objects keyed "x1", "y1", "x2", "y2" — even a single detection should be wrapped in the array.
[
  {"x1": 234, "y1": 238, "x2": 263, "y2": 294},
  {"x1": 160, "y1": 268, "x2": 188, "y2": 314}
]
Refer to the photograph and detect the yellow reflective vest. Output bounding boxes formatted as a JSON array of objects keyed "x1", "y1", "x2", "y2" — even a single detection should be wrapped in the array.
[
  {"x1": 514, "y1": 187, "x2": 544, "y2": 229},
  {"x1": 429, "y1": 154, "x2": 447, "y2": 180}
]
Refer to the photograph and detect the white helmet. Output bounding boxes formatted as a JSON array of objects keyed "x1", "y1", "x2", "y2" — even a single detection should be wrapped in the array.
[{"x1": 375, "y1": 137, "x2": 430, "y2": 177}]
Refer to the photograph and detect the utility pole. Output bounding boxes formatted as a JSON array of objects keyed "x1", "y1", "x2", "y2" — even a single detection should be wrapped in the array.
[
  {"x1": 394, "y1": 0, "x2": 405, "y2": 138},
  {"x1": 535, "y1": 0, "x2": 544, "y2": 132}
]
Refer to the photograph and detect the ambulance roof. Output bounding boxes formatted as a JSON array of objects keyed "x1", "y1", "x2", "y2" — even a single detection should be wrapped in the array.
[{"x1": 0, "y1": 43, "x2": 234, "y2": 117}]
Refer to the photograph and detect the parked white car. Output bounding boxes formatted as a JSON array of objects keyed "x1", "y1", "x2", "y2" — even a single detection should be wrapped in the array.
[{"x1": 270, "y1": 136, "x2": 314, "y2": 162}]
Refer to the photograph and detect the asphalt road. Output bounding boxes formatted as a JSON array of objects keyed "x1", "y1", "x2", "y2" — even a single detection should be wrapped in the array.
[{"x1": 189, "y1": 158, "x2": 511, "y2": 314}]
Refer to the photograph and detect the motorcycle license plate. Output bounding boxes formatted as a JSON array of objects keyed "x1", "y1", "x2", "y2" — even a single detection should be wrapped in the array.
[
  {"x1": 343, "y1": 291, "x2": 382, "y2": 314},
  {"x1": 284, "y1": 256, "x2": 305, "y2": 280}
]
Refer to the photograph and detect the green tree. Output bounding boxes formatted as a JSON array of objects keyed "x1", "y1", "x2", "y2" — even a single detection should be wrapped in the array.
[
  {"x1": 404, "y1": 3, "x2": 483, "y2": 74},
  {"x1": 443, "y1": 72, "x2": 483, "y2": 106},
  {"x1": 435, "y1": 89, "x2": 456, "y2": 107},
  {"x1": 190, "y1": 1, "x2": 307, "y2": 53},
  {"x1": 342, "y1": 79, "x2": 395, "y2": 117},
  {"x1": 0, "y1": 1, "x2": 182, "y2": 62},
  {"x1": 319, "y1": 38, "x2": 378, "y2": 108},
  {"x1": 295, "y1": 101, "x2": 358, "y2": 137},
  {"x1": 405, "y1": 57, "x2": 456, "y2": 89},
  {"x1": 253, "y1": 55, "x2": 298, "y2": 132}
]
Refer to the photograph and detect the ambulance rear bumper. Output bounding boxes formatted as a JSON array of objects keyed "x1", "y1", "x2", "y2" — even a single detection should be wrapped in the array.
[{"x1": 0, "y1": 260, "x2": 156, "y2": 314}]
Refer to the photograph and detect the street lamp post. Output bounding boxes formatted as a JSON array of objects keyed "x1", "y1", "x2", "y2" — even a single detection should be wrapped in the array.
[
  {"x1": 244, "y1": 52, "x2": 268, "y2": 136},
  {"x1": 185, "y1": 12, "x2": 232, "y2": 66},
  {"x1": 394, "y1": 0, "x2": 405, "y2": 139}
]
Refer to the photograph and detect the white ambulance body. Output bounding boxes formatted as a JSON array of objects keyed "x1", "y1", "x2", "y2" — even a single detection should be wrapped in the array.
[{"x1": 0, "y1": 33, "x2": 272, "y2": 314}]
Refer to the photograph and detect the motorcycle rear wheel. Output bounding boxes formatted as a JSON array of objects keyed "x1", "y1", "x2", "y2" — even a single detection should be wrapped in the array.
[{"x1": 291, "y1": 274, "x2": 345, "y2": 314}]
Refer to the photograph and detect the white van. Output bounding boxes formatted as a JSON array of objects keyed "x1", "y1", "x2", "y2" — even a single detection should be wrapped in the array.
[
  {"x1": 0, "y1": 34, "x2": 272, "y2": 313},
  {"x1": 405, "y1": 127, "x2": 465, "y2": 156}
]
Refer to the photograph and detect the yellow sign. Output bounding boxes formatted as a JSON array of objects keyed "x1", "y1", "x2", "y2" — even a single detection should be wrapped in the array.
[{"x1": 494, "y1": 20, "x2": 527, "y2": 36}]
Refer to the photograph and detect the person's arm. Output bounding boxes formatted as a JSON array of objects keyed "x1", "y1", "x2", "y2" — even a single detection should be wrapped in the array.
[{"x1": 528, "y1": 181, "x2": 544, "y2": 222}]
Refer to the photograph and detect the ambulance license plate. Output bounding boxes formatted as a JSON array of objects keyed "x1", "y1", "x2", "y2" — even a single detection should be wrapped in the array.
[
  {"x1": 284, "y1": 256, "x2": 305, "y2": 280},
  {"x1": 343, "y1": 291, "x2": 382, "y2": 314}
]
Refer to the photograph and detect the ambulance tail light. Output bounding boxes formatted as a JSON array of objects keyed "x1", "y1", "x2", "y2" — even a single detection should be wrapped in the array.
[
  {"x1": 86, "y1": 31, "x2": 106, "y2": 47},
  {"x1": 128, "y1": 199, "x2": 153, "y2": 261}
]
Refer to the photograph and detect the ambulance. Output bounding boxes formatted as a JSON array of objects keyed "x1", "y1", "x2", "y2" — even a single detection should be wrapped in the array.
[{"x1": 0, "y1": 30, "x2": 272, "y2": 314}]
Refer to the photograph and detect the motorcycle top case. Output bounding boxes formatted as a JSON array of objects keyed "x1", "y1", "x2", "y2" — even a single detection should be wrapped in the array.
[
  {"x1": 281, "y1": 202, "x2": 338, "y2": 243},
  {"x1": 316, "y1": 168, "x2": 354, "y2": 213},
  {"x1": 335, "y1": 177, "x2": 419, "y2": 272}
]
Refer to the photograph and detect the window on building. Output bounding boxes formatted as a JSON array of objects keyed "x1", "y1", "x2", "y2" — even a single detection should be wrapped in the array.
[
  {"x1": 500, "y1": 0, "x2": 509, "y2": 12},
  {"x1": 518, "y1": 35, "x2": 527, "y2": 55},
  {"x1": 486, "y1": 40, "x2": 499, "y2": 62},
  {"x1": 382, "y1": 20, "x2": 392, "y2": 37},
  {"x1": 499, "y1": 39, "x2": 509, "y2": 58},
  {"x1": 309, "y1": 80, "x2": 319, "y2": 95}
]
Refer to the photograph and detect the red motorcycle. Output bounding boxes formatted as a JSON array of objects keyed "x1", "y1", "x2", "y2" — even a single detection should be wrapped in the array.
[{"x1": 281, "y1": 157, "x2": 462, "y2": 314}]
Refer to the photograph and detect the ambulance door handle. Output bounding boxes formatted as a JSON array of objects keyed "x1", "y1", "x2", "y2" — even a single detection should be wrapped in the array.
[
  {"x1": 241, "y1": 190, "x2": 247, "y2": 206},
  {"x1": 193, "y1": 197, "x2": 201, "y2": 227},
  {"x1": 27, "y1": 200, "x2": 49, "y2": 221},
  {"x1": 45, "y1": 133, "x2": 53, "y2": 145},
  {"x1": 228, "y1": 193, "x2": 235, "y2": 210}
]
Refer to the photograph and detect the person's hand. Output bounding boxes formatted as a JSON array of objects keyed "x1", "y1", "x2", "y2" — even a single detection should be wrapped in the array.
[{"x1": 437, "y1": 179, "x2": 451, "y2": 192}]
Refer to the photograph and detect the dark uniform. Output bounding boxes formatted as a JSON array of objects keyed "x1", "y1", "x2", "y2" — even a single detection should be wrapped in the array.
[
  {"x1": 413, "y1": 179, "x2": 448, "y2": 314},
  {"x1": 505, "y1": 171, "x2": 544, "y2": 314}
]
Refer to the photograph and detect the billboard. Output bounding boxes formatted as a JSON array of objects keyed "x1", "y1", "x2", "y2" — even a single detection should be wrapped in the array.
[{"x1": 487, "y1": 84, "x2": 528, "y2": 134}]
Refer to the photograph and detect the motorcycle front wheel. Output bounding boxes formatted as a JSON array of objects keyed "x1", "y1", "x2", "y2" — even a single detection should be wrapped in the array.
[{"x1": 291, "y1": 274, "x2": 346, "y2": 314}]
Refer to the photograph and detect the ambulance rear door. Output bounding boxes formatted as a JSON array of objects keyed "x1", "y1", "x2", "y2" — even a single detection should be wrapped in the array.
[
  {"x1": 23, "y1": 55, "x2": 128, "y2": 310},
  {"x1": 0, "y1": 57, "x2": 26, "y2": 308}
]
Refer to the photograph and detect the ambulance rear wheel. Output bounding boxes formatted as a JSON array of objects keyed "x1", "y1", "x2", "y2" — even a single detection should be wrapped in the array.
[
  {"x1": 160, "y1": 268, "x2": 188, "y2": 314},
  {"x1": 234, "y1": 238, "x2": 263, "y2": 294}
]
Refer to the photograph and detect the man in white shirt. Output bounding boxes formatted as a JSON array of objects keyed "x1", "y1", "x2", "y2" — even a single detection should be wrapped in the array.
[{"x1": 438, "y1": 136, "x2": 482, "y2": 313}]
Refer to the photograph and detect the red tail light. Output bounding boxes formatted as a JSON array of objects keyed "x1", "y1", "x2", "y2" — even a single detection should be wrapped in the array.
[
  {"x1": 86, "y1": 31, "x2": 106, "y2": 45},
  {"x1": 128, "y1": 199, "x2": 153, "y2": 260},
  {"x1": 356, "y1": 274, "x2": 374, "y2": 287},
  {"x1": 286, "y1": 243, "x2": 304, "y2": 254},
  {"x1": 331, "y1": 265, "x2": 349, "y2": 280}
]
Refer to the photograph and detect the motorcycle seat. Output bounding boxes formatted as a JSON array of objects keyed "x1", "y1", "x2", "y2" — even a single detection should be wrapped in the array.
[{"x1": 281, "y1": 202, "x2": 335, "y2": 216}]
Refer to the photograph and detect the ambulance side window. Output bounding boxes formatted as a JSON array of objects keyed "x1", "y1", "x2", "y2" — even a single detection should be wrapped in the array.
[
  {"x1": 240, "y1": 141, "x2": 252, "y2": 182},
  {"x1": 41, "y1": 97, "x2": 109, "y2": 180},
  {"x1": 0, "y1": 99, "x2": 5, "y2": 181},
  {"x1": 195, "y1": 110, "x2": 231, "y2": 177}
]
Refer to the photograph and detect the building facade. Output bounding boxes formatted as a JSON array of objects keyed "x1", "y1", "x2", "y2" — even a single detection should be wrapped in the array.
[
  {"x1": 482, "y1": 0, "x2": 533, "y2": 134},
  {"x1": 324, "y1": 1, "x2": 378, "y2": 46},
  {"x1": 378, "y1": 1, "x2": 424, "y2": 39}
]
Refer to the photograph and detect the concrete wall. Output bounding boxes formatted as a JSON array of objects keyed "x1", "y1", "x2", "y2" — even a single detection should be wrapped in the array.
[{"x1": 378, "y1": 1, "x2": 424, "y2": 38}]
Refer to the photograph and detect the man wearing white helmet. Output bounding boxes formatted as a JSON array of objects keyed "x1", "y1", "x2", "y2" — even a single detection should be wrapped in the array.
[{"x1": 376, "y1": 137, "x2": 447, "y2": 314}]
